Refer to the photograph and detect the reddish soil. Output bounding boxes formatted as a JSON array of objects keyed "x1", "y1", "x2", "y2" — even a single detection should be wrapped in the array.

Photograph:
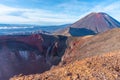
[
  {"x1": 61, "y1": 28, "x2": 120, "y2": 65},
  {"x1": 11, "y1": 50, "x2": 120, "y2": 80},
  {"x1": 10, "y1": 28, "x2": 120, "y2": 80}
]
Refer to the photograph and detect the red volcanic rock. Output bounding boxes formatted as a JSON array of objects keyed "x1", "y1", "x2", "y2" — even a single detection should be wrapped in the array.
[
  {"x1": 11, "y1": 28, "x2": 120, "y2": 80},
  {"x1": 0, "y1": 34, "x2": 47, "y2": 80},
  {"x1": 11, "y1": 50, "x2": 120, "y2": 80},
  {"x1": 0, "y1": 34, "x2": 67, "y2": 80},
  {"x1": 0, "y1": 34, "x2": 43, "y2": 52}
]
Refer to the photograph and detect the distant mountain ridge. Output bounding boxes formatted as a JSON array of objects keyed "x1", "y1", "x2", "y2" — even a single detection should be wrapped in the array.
[{"x1": 0, "y1": 24, "x2": 70, "y2": 35}]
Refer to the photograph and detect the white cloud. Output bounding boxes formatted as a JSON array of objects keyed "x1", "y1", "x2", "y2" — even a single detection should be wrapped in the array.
[
  {"x1": 0, "y1": 0, "x2": 120, "y2": 25},
  {"x1": 55, "y1": 0, "x2": 120, "y2": 22},
  {"x1": 0, "y1": 4, "x2": 78, "y2": 25},
  {"x1": 56, "y1": 0, "x2": 91, "y2": 15},
  {"x1": 90, "y1": 1, "x2": 120, "y2": 12},
  {"x1": 0, "y1": 4, "x2": 16, "y2": 15}
]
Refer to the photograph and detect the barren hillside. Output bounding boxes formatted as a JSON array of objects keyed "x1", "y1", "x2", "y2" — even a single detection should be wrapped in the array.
[
  {"x1": 11, "y1": 28, "x2": 120, "y2": 80},
  {"x1": 61, "y1": 28, "x2": 120, "y2": 64},
  {"x1": 11, "y1": 50, "x2": 120, "y2": 80}
]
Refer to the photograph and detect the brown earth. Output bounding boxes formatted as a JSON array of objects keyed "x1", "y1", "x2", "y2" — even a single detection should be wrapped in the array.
[
  {"x1": 11, "y1": 28, "x2": 120, "y2": 80},
  {"x1": 61, "y1": 28, "x2": 120, "y2": 65},
  {"x1": 1, "y1": 12, "x2": 120, "y2": 80},
  {"x1": 11, "y1": 50, "x2": 120, "y2": 80}
]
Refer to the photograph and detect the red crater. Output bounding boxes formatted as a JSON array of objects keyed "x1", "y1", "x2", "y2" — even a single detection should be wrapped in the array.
[{"x1": 0, "y1": 34, "x2": 67, "y2": 80}]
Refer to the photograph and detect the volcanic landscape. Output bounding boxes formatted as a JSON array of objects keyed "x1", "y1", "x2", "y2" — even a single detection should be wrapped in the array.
[{"x1": 0, "y1": 12, "x2": 120, "y2": 80}]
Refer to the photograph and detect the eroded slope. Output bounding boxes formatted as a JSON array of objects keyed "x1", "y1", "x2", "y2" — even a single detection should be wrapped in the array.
[{"x1": 11, "y1": 50, "x2": 120, "y2": 80}]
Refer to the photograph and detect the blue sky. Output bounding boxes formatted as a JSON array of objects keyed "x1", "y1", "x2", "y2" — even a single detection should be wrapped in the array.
[{"x1": 0, "y1": 0, "x2": 120, "y2": 25}]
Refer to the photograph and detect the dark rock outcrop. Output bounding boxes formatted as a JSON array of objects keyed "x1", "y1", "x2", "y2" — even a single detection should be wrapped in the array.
[{"x1": 69, "y1": 27, "x2": 96, "y2": 36}]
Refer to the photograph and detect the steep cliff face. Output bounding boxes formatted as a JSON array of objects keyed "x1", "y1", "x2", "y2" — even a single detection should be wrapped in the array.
[{"x1": 0, "y1": 34, "x2": 67, "y2": 80}]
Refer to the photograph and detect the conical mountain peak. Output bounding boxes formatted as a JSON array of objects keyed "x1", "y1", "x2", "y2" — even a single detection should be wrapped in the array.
[
  {"x1": 68, "y1": 12, "x2": 120, "y2": 36},
  {"x1": 55, "y1": 12, "x2": 120, "y2": 36}
]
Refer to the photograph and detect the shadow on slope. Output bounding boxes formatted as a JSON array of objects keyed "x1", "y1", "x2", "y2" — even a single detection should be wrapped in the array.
[
  {"x1": 61, "y1": 28, "x2": 120, "y2": 65},
  {"x1": 69, "y1": 27, "x2": 96, "y2": 36}
]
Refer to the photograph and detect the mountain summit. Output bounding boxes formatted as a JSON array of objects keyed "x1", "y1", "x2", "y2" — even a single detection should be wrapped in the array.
[
  {"x1": 55, "y1": 12, "x2": 120, "y2": 36},
  {"x1": 71, "y1": 12, "x2": 120, "y2": 32}
]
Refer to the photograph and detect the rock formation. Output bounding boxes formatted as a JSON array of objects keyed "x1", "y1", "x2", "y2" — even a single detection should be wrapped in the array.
[{"x1": 0, "y1": 34, "x2": 67, "y2": 80}]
